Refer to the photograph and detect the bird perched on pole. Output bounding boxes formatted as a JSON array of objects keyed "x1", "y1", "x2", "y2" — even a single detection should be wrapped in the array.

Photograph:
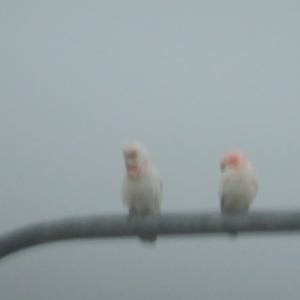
[
  {"x1": 219, "y1": 151, "x2": 258, "y2": 236},
  {"x1": 121, "y1": 141, "x2": 163, "y2": 243}
]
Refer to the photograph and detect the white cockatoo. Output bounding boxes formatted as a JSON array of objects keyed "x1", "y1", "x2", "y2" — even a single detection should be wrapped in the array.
[
  {"x1": 121, "y1": 141, "x2": 163, "y2": 243},
  {"x1": 219, "y1": 151, "x2": 258, "y2": 235}
]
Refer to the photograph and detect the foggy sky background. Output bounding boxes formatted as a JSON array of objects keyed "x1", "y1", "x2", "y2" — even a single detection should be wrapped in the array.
[{"x1": 1, "y1": 2, "x2": 300, "y2": 299}]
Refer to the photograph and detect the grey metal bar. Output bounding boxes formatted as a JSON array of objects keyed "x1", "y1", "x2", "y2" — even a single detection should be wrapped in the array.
[{"x1": 0, "y1": 211, "x2": 300, "y2": 260}]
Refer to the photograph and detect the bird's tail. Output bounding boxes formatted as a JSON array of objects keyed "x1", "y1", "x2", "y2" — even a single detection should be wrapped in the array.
[
  {"x1": 139, "y1": 234, "x2": 157, "y2": 243},
  {"x1": 228, "y1": 232, "x2": 238, "y2": 239}
]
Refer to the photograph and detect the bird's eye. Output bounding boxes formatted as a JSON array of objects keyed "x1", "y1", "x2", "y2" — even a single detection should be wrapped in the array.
[{"x1": 127, "y1": 150, "x2": 137, "y2": 159}]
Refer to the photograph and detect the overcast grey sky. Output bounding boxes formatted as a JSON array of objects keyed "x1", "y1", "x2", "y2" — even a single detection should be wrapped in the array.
[{"x1": 1, "y1": 1, "x2": 300, "y2": 299}]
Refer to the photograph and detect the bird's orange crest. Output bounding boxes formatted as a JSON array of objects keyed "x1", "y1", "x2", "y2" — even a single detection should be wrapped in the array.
[{"x1": 220, "y1": 151, "x2": 246, "y2": 170}]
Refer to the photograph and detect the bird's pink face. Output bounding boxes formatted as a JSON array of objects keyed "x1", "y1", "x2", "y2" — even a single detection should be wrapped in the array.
[
  {"x1": 123, "y1": 147, "x2": 147, "y2": 177},
  {"x1": 220, "y1": 152, "x2": 247, "y2": 171}
]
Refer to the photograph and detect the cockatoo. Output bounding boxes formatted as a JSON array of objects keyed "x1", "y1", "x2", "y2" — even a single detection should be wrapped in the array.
[
  {"x1": 219, "y1": 151, "x2": 258, "y2": 235},
  {"x1": 121, "y1": 141, "x2": 163, "y2": 243}
]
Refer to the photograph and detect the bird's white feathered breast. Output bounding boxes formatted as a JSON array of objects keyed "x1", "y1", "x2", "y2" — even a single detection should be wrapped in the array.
[
  {"x1": 122, "y1": 165, "x2": 162, "y2": 214},
  {"x1": 220, "y1": 166, "x2": 258, "y2": 212}
]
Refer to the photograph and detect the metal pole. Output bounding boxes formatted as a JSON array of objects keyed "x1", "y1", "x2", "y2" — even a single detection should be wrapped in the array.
[{"x1": 0, "y1": 211, "x2": 300, "y2": 260}]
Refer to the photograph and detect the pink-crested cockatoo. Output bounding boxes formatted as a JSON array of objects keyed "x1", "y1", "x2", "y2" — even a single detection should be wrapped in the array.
[
  {"x1": 219, "y1": 151, "x2": 258, "y2": 236},
  {"x1": 121, "y1": 141, "x2": 163, "y2": 243}
]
